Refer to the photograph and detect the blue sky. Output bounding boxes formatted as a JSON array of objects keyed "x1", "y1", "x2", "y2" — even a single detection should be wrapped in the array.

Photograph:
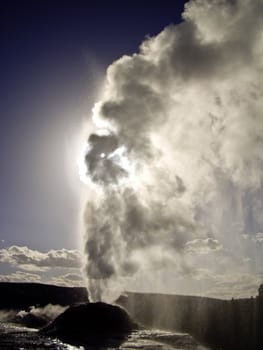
[
  {"x1": 0, "y1": 0, "x2": 186, "y2": 287},
  {"x1": 0, "y1": 0, "x2": 186, "y2": 250},
  {"x1": 1, "y1": 0, "x2": 263, "y2": 300}
]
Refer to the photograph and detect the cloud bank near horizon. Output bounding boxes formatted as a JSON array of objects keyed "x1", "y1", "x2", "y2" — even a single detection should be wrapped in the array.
[
  {"x1": 0, "y1": 245, "x2": 84, "y2": 287},
  {"x1": 0, "y1": 245, "x2": 82, "y2": 271}
]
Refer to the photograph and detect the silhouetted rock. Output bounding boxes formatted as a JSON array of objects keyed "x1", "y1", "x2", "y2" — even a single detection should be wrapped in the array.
[
  {"x1": 40, "y1": 302, "x2": 138, "y2": 347},
  {"x1": 0, "y1": 282, "x2": 88, "y2": 310}
]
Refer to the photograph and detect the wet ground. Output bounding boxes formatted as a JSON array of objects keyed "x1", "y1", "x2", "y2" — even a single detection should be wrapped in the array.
[{"x1": 0, "y1": 323, "x2": 209, "y2": 350}]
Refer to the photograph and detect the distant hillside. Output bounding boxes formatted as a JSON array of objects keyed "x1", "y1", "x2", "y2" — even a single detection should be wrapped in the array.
[
  {"x1": 0, "y1": 282, "x2": 88, "y2": 309},
  {"x1": 116, "y1": 291, "x2": 263, "y2": 350}
]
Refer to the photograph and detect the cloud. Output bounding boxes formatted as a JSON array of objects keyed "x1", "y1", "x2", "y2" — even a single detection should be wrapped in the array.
[
  {"x1": 79, "y1": 0, "x2": 263, "y2": 300},
  {"x1": 184, "y1": 238, "x2": 223, "y2": 254},
  {"x1": 51, "y1": 273, "x2": 84, "y2": 287},
  {"x1": 0, "y1": 269, "x2": 85, "y2": 288},
  {"x1": 253, "y1": 233, "x2": 263, "y2": 243},
  {"x1": 0, "y1": 246, "x2": 82, "y2": 271},
  {"x1": 205, "y1": 273, "x2": 262, "y2": 299},
  {"x1": 241, "y1": 232, "x2": 263, "y2": 244},
  {"x1": 0, "y1": 271, "x2": 41, "y2": 283},
  {"x1": 178, "y1": 268, "x2": 262, "y2": 299}
]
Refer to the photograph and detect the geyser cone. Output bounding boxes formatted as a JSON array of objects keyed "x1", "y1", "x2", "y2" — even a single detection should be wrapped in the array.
[{"x1": 40, "y1": 302, "x2": 138, "y2": 347}]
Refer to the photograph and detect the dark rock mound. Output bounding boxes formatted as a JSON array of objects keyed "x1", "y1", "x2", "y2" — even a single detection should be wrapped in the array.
[{"x1": 40, "y1": 302, "x2": 138, "y2": 347}]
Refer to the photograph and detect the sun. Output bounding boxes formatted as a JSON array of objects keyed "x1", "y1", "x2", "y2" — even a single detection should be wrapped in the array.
[{"x1": 77, "y1": 137, "x2": 139, "y2": 189}]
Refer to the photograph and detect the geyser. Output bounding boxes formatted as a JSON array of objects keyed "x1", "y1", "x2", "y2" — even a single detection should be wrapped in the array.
[{"x1": 79, "y1": 0, "x2": 263, "y2": 301}]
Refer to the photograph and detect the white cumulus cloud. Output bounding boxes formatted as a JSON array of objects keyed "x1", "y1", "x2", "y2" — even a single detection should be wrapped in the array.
[
  {"x1": 0, "y1": 246, "x2": 82, "y2": 271},
  {"x1": 51, "y1": 273, "x2": 84, "y2": 287},
  {"x1": 0, "y1": 271, "x2": 41, "y2": 283},
  {"x1": 185, "y1": 238, "x2": 223, "y2": 254}
]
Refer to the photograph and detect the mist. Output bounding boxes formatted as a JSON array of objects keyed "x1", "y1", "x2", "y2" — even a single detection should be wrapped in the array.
[
  {"x1": 16, "y1": 304, "x2": 67, "y2": 325},
  {"x1": 0, "y1": 304, "x2": 66, "y2": 328},
  {"x1": 79, "y1": 0, "x2": 263, "y2": 301}
]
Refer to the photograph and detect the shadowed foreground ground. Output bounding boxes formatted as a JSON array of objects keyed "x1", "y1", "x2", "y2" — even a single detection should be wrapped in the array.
[{"x1": 1, "y1": 282, "x2": 263, "y2": 349}]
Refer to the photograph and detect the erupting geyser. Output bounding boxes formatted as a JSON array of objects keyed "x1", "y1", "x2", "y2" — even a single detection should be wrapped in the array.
[{"x1": 79, "y1": 0, "x2": 263, "y2": 301}]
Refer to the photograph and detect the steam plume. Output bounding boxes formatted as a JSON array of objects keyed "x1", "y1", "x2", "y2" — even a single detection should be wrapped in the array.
[{"x1": 79, "y1": 0, "x2": 263, "y2": 301}]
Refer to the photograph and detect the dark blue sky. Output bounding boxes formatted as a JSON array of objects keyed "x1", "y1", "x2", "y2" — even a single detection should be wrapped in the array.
[{"x1": 0, "y1": 0, "x2": 187, "y2": 251}]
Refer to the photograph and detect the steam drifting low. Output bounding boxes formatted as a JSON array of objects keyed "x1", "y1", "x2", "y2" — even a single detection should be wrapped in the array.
[{"x1": 79, "y1": 0, "x2": 263, "y2": 301}]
